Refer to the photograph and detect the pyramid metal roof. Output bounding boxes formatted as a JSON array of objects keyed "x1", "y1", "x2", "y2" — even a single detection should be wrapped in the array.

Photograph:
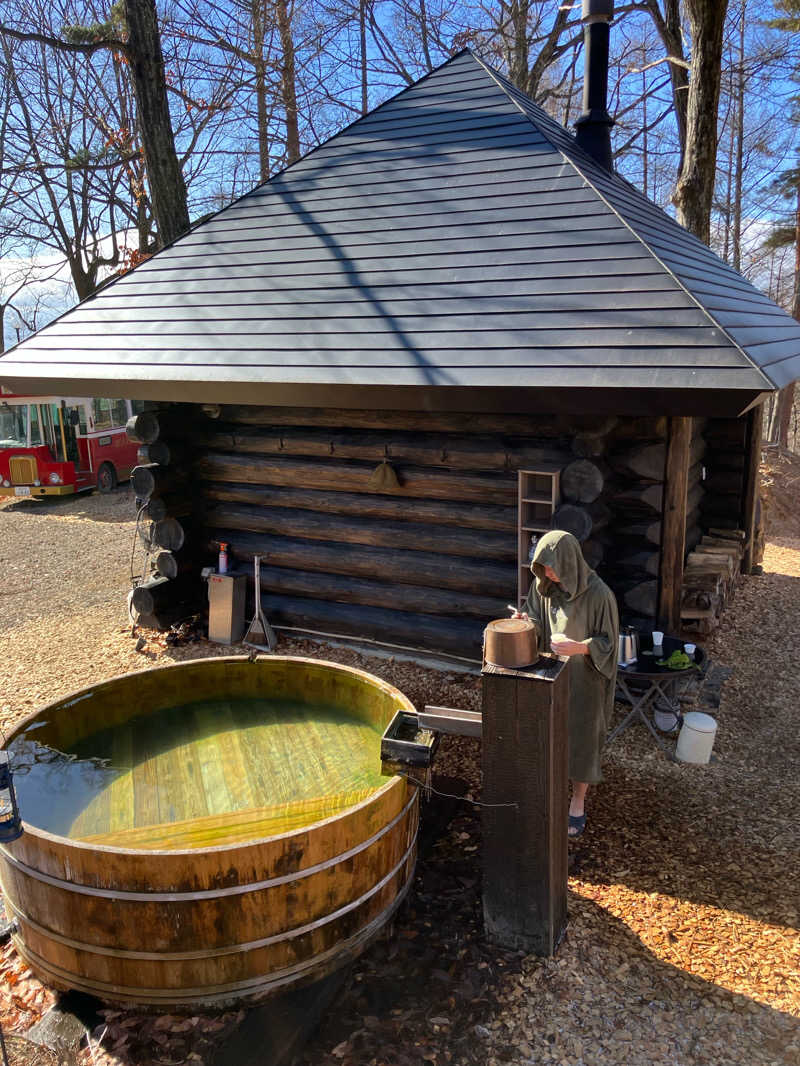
[{"x1": 1, "y1": 50, "x2": 797, "y2": 416}]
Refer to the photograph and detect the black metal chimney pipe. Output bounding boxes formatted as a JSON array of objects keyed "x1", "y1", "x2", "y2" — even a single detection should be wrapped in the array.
[{"x1": 574, "y1": 0, "x2": 615, "y2": 171}]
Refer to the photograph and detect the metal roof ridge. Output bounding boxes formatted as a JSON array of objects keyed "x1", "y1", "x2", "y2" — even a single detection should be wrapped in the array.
[{"x1": 470, "y1": 53, "x2": 774, "y2": 391}]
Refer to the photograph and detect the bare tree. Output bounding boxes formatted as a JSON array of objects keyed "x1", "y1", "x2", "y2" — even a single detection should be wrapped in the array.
[
  {"x1": 672, "y1": 0, "x2": 729, "y2": 241},
  {"x1": 1, "y1": 0, "x2": 190, "y2": 246}
]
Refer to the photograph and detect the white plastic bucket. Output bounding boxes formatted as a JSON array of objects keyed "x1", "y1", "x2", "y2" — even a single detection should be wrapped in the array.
[{"x1": 675, "y1": 711, "x2": 717, "y2": 764}]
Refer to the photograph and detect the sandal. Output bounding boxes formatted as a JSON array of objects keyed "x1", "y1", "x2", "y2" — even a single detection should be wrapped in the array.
[{"x1": 568, "y1": 813, "x2": 586, "y2": 838}]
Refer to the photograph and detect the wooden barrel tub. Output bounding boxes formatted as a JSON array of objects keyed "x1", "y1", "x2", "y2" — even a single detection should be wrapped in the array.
[{"x1": 0, "y1": 656, "x2": 419, "y2": 1008}]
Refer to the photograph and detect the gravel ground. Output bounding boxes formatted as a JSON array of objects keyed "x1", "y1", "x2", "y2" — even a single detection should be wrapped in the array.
[{"x1": 0, "y1": 479, "x2": 798, "y2": 1066}]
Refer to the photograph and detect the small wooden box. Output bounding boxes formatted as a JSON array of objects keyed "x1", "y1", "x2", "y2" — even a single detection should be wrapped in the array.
[{"x1": 380, "y1": 710, "x2": 439, "y2": 769}]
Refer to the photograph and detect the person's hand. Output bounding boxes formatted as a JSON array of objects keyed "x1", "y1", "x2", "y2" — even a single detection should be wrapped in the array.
[
  {"x1": 509, "y1": 607, "x2": 529, "y2": 620},
  {"x1": 550, "y1": 635, "x2": 588, "y2": 656}
]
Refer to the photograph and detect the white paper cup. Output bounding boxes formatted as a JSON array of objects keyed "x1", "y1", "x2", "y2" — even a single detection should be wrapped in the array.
[
  {"x1": 684, "y1": 642, "x2": 696, "y2": 658},
  {"x1": 652, "y1": 630, "x2": 664, "y2": 646}
]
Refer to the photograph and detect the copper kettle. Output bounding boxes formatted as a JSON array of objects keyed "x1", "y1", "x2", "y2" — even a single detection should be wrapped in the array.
[{"x1": 483, "y1": 617, "x2": 540, "y2": 669}]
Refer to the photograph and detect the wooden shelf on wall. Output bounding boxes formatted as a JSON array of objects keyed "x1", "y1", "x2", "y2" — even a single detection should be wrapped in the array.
[{"x1": 518, "y1": 468, "x2": 560, "y2": 609}]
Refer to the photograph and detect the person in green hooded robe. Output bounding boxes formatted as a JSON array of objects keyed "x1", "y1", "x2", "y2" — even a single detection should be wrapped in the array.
[{"x1": 518, "y1": 530, "x2": 619, "y2": 838}]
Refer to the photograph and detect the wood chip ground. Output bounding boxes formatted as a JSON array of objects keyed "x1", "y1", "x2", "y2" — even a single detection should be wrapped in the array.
[{"x1": 0, "y1": 458, "x2": 798, "y2": 1066}]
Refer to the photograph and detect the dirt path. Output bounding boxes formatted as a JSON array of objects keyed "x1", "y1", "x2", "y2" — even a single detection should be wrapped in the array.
[{"x1": 0, "y1": 482, "x2": 797, "y2": 1065}]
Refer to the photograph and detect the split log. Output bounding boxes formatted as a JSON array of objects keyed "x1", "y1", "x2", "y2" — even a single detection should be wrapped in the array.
[
  {"x1": 152, "y1": 517, "x2": 188, "y2": 551},
  {"x1": 201, "y1": 428, "x2": 567, "y2": 472},
  {"x1": 616, "y1": 520, "x2": 661, "y2": 546},
  {"x1": 198, "y1": 452, "x2": 518, "y2": 505},
  {"x1": 547, "y1": 501, "x2": 609, "y2": 541},
  {"x1": 708, "y1": 527, "x2": 746, "y2": 541},
  {"x1": 135, "y1": 441, "x2": 191, "y2": 467},
  {"x1": 131, "y1": 605, "x2": 197, "y2": 631},
  {"x1": 204, "y1": 483, "x2": 516, "y2": 532},
  {"x1": 129, "y1": 573, "x2": 201, "y2": 617},
  {"x1": 211, "y1": 532, "x2": 516, "y2": 597},
  {"x1": 154, "y1": 549, "x2": 200, "y2": 580},
  {"x1": 571, "y1": 434, "x2": 606, "y2": 458},
  {"x1": 126, "y1": 406, "x2": 200, "y2": 445},
  {"x1": 610, "y1": 439, "x2": 705, "y2": 483},
  {"x1": 126, "y1": 412, "x2": 160, "y2": 444},
  {"x1": 623, "y1": 580, "x2": 658, "y2": 618},
  {"x1": 682, "y1": 573, "x2": 724, "y2": 593},
  {"x1": 142, "y1": 494, "x2": 195, "y2": 523},
  {"x1": 609, "y1": 416, "x2": 667, "y2": 441},
  {"x1": 130, "y1": 464, "x2": 181, "y2": 500},
  {"x1": 258, "y1": 566, "x2": 506, "y2": 620},
  {"x1": 580, "y1": 540, "x2": 604, "y2": 569},
  {"x1": 549, "y1": 504, "x2": 592, "y2": 541},
  {"x1": 700, "y1": 536, "x2": 744, "y2": 555},
  {"x1": 613, "y1": 479, "x2": 702, "y2": 518},
  {"x1": 217, "y1": 406, "x2": 600, "y2": 438},
  {"x1": 688, "y1": 554, "x2": 738, "y2": 578},
  {"x1": 259, "y1": 593, "x2": 486, "y2": 656},
  {"x1": 560, "y1": 460, "x2": 605, "y2": 504},
  {"x1": 137, "y1": 442, "x2": 171, "y2": 466},
  {"x1": 606, "y1": 550, "x2": 660, "y2": 577},
  {"x1": 587, "y1": 501, "x2": 612, "y2": 531},
  {"x1": 205, "y1": 504, "x2": 517, "y2": 561}
]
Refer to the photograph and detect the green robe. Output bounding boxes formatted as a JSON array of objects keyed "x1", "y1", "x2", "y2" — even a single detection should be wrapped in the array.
[{"x1": 524, "y1": 530, "x2": 619, "y2": 784}]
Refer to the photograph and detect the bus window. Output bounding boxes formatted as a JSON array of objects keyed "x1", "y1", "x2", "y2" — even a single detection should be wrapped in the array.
[
  {"x1": 131, "y1": 399, "x2": 146, "y2": 415},
  {"x1": 0, "y1": 404, "x2": 27, "y2": 447},
  {"x1": 29, "y1": 404, "x2": 43, "y2": 445},
  {"x1": 111, "y1": 399, "x2": 128, "y2": 426},
  {"x1": 92, "y1": 398, "x2": 112, "y2": 431},
  {"x1": 43, "y1": 405, "x2": 64, "y2": 460}
]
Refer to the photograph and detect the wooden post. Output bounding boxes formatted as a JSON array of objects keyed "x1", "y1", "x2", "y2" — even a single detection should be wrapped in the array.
[
  {"x1": 481, "y1": 656, "x2": 569, "y2": 955},
  {"x1": 742, "y1": 403, "x2": 763, "y2": 574},
  {"x1": 658, "y1": 416, "x2": 692, "y2": 632}
]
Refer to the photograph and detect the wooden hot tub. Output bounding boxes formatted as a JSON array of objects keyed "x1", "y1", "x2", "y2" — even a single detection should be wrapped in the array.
[{"x1": 0, "y1": 656, "x2": 419, "y2": 1007}]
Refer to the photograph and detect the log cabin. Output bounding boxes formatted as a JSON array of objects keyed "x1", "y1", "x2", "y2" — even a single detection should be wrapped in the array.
[{"x1": 2, "y1": 4, "x2": 799, "y2": 659}]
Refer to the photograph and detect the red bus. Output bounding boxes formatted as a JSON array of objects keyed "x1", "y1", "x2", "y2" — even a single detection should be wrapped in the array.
[{"x1": 0, "y1": 392, "x2": 142, "y2": 497}]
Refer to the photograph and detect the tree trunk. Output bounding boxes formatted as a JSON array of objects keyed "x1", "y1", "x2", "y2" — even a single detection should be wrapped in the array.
[
  {"x1": 673, "y1": 0, "x2": 729, "y2": 242},
  {"x1": 123, "y1": 0, "x2": 190, "y2": 247},
  {"x1": 731, "y1": 0, "x2": 746, "y2": 272},
  {"x1": 359, "y1": 0, "x2": 368, "y2": 115},
  {"x1": 276, "y1": 0, "x2": 300, "y2": 164},
  {"x1": 252, "y1": 0, "x2": 270, "y2": 182}
]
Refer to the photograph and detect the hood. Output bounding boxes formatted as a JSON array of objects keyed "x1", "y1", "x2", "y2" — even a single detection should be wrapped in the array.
[{"x1": 531, "y1": 530, "x2": 593, "y2": 601}]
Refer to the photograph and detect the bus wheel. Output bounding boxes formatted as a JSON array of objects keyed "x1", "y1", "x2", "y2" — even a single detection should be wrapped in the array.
[{"x1": 97, "y1": 463, "x2": 117, "y2": 494}]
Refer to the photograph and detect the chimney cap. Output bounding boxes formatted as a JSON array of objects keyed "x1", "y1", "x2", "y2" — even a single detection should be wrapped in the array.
[{"x1": 582, "y1": 0, "x2": 613, "y2": 20}]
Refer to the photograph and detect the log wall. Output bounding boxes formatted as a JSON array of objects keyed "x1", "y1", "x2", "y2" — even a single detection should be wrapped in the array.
[
  {"x1": 136, "y1": 405, "x2": 755, "y2": 654},
  {"x1": 194, "y1": 407, "x2": 581, "y2": 656}
]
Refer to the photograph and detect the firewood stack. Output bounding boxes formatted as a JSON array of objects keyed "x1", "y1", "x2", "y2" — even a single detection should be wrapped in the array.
[
  {"x1": 126, "y1": 406, "x2": 205, "y2": 629},
  {"x1": 681, "y1": 528, "x2": 746, "y2": 635}
]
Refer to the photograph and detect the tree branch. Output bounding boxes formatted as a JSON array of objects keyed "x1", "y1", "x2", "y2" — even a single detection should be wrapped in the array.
[{"x1": 0, "y1": 24, "x2": 129, "y2": 59}]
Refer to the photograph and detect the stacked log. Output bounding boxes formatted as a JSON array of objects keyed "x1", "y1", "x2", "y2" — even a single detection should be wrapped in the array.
[
  {"x1": 596, "y1": 420, "x2": 671, "y2": 625},
  {"x1": 136, "y1": 404, "x2": 752, "y2": 655},
  {"x1": 681, "y1": 529, "x2": 746, "y2": 635},
  {"x1": 127, "y1": 407, "x2": 204, "y2": 628},
  {"x1": 196, "y1": 408, "x2": 583, "y2": 656}
]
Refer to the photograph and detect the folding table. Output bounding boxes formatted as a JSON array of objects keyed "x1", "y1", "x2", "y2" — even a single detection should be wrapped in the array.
[{"x1": 608, "y1": 635, "x2": 704, "y2": 756}]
